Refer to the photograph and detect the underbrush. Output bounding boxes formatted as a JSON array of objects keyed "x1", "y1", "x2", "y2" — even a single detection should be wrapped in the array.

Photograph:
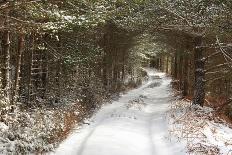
[
  {"x1": 0, "y1": 70, "x2": 147, "y2": 155},
  {"x1": 0, "y1": 103, "x2": 89, "y2": 154},
  {"x1": 168, "y1": 99, "x2": 232, "y2": 155}
]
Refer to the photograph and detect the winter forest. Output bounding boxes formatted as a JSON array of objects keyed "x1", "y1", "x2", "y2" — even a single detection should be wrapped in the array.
[{"x1": 0, "y1": 0, "x2": 232, "y2": 154}]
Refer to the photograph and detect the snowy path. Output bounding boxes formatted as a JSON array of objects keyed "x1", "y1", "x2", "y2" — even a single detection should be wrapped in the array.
[{"x1": 53, "y1": 69, "x2": 186, "y2": 155}]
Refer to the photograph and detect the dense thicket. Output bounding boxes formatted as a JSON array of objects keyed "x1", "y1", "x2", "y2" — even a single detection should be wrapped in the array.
[
  {"x1": 0, "y1": 1, "x2": 148, "y2": 108},
  {"x1": 0, "y1": 1, "x2": 153, "y2": 153},
  {"x1": 148, "y1": 0, "x2": 232, "y2": 115}
]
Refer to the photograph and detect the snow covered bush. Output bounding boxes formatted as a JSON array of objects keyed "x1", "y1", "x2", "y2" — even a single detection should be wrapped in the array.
[
  {"x1": 0, "y1": 103, "x2": 88, "y2": 154},
  {"x1": 168, "y1": 99, "x2": 232, "y2": 155}
]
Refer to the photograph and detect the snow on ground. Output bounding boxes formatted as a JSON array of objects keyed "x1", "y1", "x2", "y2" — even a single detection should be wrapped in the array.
[
  {"x1": 52, "y1": 68, "x2": 186, "y2": 155},
  {"x1": 0, "y1": 102, "x2": 88, "y2": 154},
  {"x1": 168, "y1": 99, "x2": 232, "y2": 155}
]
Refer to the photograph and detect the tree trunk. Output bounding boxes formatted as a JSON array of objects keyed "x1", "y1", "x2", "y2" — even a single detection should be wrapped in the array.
[
  {"x1": 179, "y1": 54, "x2": 183, "y2": 90},
  {"x1": 121, "y1": 50, "x2": 125, "y2": 81},
  {"x1": 1, "y1": 31, "x2": 11, "y2": 101},
  {"x1": 171, "y1": 56, "x2": 174, "y2": 76},
  {"x1": 166, "y1": 56, "x2": 169, "y2": 74},
  {"x1": 183, "y1": 55, "x2": 189, "y2": 96},
  {"x1": 193, "y1": 36, "x2": 205, "y2": 106},
  {"x1": 12, "y1": 33, "x2": 25, "y2": 104},
  {"x1": 28, "y1": 34, "x2": 35, "y2": 104},
  {"x1": 174, "y1": 51, "x2": 178, "y2": 79},
  {"x1": 1, "y1": 9, "x2": 11, "y2": 101},
  {"x1": 102, "y1": 55, "x2": 108, "y2": 87},
  {"x1": 159, "y1": 57, "x2": 162, "y2": 71}
]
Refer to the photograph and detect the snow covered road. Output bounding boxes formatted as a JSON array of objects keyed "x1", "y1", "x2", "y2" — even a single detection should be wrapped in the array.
[{"x1": 53, "y1": 69, "x2": 186, "y2": 155}]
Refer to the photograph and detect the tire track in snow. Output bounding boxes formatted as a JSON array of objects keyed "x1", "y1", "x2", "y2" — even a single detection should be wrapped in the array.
[
  {"x1": 75, "y1": 79, "x2": 154, "y2": 155},
  {"x1": 53, "y1": 69, "x2": 186, "y2": 155},
  {"x1": 76, "y1": 104, "x2": 127, "y2": 155}
]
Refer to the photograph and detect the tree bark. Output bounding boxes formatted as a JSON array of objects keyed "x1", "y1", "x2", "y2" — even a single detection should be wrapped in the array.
[
  {"x1": 28, "y1": 34, "x2": 35, "y2": 104},
  {"x1": 166, "y1": 56, "x2": 169, "y2": 74},
  {"x1": 121, "y1": 50, "x2": 125, "y2": 81},
  {"x1": 102, "y1": 54, "x2": 108, "y2": 87},
  {"x1": 12, "y1": 33, "x2": 25, "y2": 104},
  {"x1": 56, "y1": 59, "x2": 61, "y2": 102},
  {"x1": 1, "y1": 10, "x2": 11, "y2": 101},
  {"x1": 179, "y1": 54, "x2": 183, "y2": 90},
  {"x1": 183, "y1": 55, "x2": 189, "y2": 96},
  {"x1": 171, "y1": 56, "x2": 174, "y2": 76},
  {"x1": 193, "y1": 36, "x2": 205, "y2": 106},
  {"x1": 174, "y1": 51, "x2": 178, "y2": 79}
]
